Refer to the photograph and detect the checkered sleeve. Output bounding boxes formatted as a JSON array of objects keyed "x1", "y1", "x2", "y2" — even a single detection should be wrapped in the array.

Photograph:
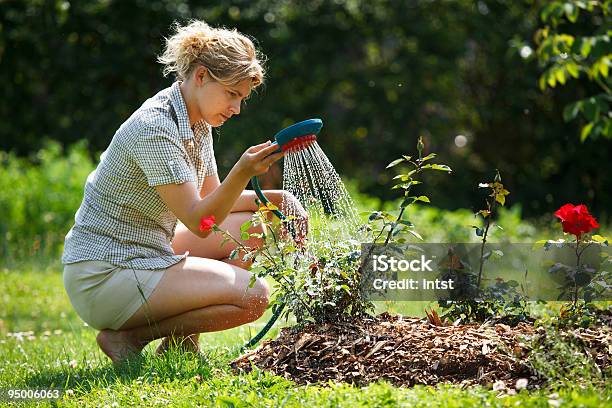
[
  {"x1": 203, "y1": 131, "x2": 218, "y2": 177},
  {"x1": 132, "y1": 126, "x2": 196, "y2": 187}
]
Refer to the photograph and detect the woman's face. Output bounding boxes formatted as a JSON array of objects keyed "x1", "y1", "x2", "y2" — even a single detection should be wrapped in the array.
[{"x1": 192, "y1": 67, "x2": 252, "y2": 127}]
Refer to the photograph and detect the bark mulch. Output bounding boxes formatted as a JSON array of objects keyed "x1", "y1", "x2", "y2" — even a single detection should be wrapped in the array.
[{"x1": 231, "y1": 312, "x2": 611, "y2": 388}]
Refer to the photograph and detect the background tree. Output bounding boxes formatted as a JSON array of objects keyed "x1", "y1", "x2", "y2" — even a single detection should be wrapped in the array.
[
  {"x1": 533, "y1": 0, "x2": 611, "y2": 141},
  {"x1": 1, "y1": 0, "x2": 610, "y2": 219}
]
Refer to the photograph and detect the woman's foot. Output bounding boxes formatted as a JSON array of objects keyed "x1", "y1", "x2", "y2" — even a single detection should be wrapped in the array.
[
  {"x1": 96, "y1": 329, "x2": 143, "y2": 363},
  {"x1": 156, "y1": 334, "x2": 200, "y2": 355}
]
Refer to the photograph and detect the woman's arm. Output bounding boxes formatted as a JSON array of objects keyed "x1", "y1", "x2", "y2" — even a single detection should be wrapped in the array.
[
  {"x1": 157, "y1": 141, "x2": 282, "y2": 238},
  {"x1": 231, "y1": 189, "x2": 285, "y2": 212},
  {"x1": 198, "y1": 172, "x2": 283, "y2": 213}
]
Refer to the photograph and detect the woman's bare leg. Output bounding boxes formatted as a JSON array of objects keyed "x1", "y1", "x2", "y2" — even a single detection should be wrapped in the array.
[
  {"x1": 172, "y1": 211, "x2": 265, "y2": 268},
  {"x1": 147, "y1": 211, "x2": 263, "y2": 352},
  {"x1": 96, "y1": 253, "x2": 269, "y2": 362}
]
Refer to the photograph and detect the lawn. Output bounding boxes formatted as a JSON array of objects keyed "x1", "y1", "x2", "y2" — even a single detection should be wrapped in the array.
[{"x1": 1, "y1": 261, "x2": 611, "y2": 407}]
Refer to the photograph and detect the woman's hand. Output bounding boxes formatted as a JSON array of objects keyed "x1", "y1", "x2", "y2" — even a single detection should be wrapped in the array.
[{"x1": 236, "y1": 141, "x2": 284, "y2": 178}]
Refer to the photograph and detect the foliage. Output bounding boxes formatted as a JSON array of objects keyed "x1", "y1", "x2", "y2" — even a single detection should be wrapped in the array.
[
  {"x1": 206, "y1": 202, "x2": 371, "y2": 325},
  {"x1": 527, "y1": 314, "x2": 612, "y2": 385},
  {"x1": 209, "y1": 137, "x2": 451, "y2": 325},
  {"x1": 534, "y1": 0, "x2": 611, "y2": 141},
  {"x1": 361, "y1": 137, "x2": 452, "y2": 304},
  {"x1": 535, "y1": 206, "x2": 611, "y2": 314},
  {"x1": 365, "y1": 136, "x2": 452, "y2": 246},
  {"x1": 438, "y1": 172, "x2": 531, "y2": 325},
  {"x1": 0, "y1": 141, "x2": 94, "y2": 264},
  {"x1": 1, "y1": 143, "x2": 580, "y2": 266},
  {"x1": 1, "y1": 0, "x2": 611, "y2": 216}
]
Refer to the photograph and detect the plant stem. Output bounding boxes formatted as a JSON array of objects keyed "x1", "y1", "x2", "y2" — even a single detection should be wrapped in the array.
[
  {"x1": 477, "y1": 200, "x2": 495, "y2": 289},
  {"x1": 595, "y1": 77, "x2": 611, "y2": 95},
  {"x1": 384, "y1": 206, "x2": 406, "y2": 246},
  {"x1": 279, "y1": 274, "x2": 315, "y2": 317},
  {"x1": 573, "y1": 238, "x2": 581, "y2": 308}
]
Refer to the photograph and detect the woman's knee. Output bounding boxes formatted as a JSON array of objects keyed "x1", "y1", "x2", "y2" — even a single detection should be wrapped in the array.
[
  {"x1": 241, "y1": 215, "x2": 266, "y2": 249},
  {"x1": 242, "y1": 277, "x2": 270, "y2": 320}
]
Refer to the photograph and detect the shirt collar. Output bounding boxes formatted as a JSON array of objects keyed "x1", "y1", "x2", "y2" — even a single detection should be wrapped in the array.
[{"x1": 169, "y1": 81, "x2": 195, "y2": 140}]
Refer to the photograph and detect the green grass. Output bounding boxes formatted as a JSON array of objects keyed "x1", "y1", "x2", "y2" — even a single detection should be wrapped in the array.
[{"x1": 1, "y1": 261, "x2": 612, "y2": 407}]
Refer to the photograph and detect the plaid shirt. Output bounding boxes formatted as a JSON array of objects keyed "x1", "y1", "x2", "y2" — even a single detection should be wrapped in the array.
[{"x1": 62, "y1": 82, "x2": 217, "y2": 269}]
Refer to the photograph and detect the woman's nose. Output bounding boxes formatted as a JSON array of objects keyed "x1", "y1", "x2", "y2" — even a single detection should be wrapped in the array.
[{"x1": 230, "y1": 100, "x2": 241, "y2": 115}]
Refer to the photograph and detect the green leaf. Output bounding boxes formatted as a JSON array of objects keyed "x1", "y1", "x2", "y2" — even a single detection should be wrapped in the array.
[
  {"x1": 565, "y1": 62, "x2": 580, "y2": 78},
  {"x1": 592, "y1": 234, "x2": 609, "y2": 245},
  {"x1": 400, "y1": 197, "x2": 412, "y2": 208},
  {"x1": 399, "y1": 219, "x2": 414, "y2": 227},
  {"x1": 386, "y1": 158, "x2": 405, "y2": 168},
  {"x1": 240, "y1": 220, "x2": 251, "y2": 232},
  {"x1": 533, "y1": 239, "x2": 548, "y2": 250},
  {"x1": 582, "y1": 98, "x2": 599, "y2": 122},
  {"x1": 555, "y1": 67, "x2": 566, "y2": 85},
  {"x1": 547, "y1": 69, "x2": 557, "y2": 87},
  {"x1": 419, "y1": 153, "x2": 437, "y2": 162},
  {"x1": 564, "y1": 2, "x2": 579, "y2": 22},
  {"x1": 421, "y1": 164, "x2": 452, "y2": 172},
  {"x1": 599, "y1": 56, "x2": 609, "y2": 77},
  {"x1": 563, "y1": 101, "x2": 581, "y2": 122},
  {"x1": 392, "y1": 224, "x2": 404, "y2": 236},
  {"x1": 495, "y1": 193, "x2": 506, "y2": 206},
  {"x1": 580, "y1": 122, "x2": 594, "y2": 141},
  {"x1": 575, "y1": 272, "x2": 591, "y2": 286},
  {"x1": 538, "y1": 73, "x2": 546, "y2": 90},
  {"x1": 415, "y1": 195, "x2": 430, "y2": 203},
  {"x1": 240, "y1": 232, "x2": 250, "y2": 241},
  {"x1": 407, "y1": 229, "x2": 423, "y2": 240},
  {"x1": 580, "y1": 37, "x2": 593, "y2": 57}
]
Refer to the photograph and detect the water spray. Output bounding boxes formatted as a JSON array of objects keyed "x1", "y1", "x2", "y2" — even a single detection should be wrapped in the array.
[
  {"x1": 244, "y1": 119, "x2": 323, "y2": 350},
  {"x1": 244, "y1": 118, "x2": 358, "y2": 349}
]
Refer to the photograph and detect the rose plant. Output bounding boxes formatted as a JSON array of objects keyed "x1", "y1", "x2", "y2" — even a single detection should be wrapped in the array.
[
  {"x1": 538, "y1": 203, "x2": 610, "y2": 324},
  {"x1": 198, "y1": 137, "x2": 452, "y2": 327},
  {"x1": 437, "y1": 171, "x2": 530, "y2": 325}
]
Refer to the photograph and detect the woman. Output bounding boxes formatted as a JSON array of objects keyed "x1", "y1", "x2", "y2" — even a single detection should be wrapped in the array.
[{"x1": 62, "y1": 20, "x2": 306, "y2": 363}]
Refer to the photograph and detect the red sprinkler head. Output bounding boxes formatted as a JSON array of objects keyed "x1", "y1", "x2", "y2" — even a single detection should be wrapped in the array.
[{"x1": 281, "y1": 134, "x2": 317, "y2": 152}]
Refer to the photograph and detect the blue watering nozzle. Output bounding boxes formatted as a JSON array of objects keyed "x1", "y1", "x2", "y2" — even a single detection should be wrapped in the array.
[
  {"x1": 272, "y1": 118, "x2": 323, "y2": 152},
  {"x1": 252, "y1": 118, "x2": 323, "y2": 220}
]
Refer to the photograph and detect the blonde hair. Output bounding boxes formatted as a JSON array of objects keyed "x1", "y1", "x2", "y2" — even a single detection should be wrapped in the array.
[{"x1": 158, "y1": 20, "x2": 265, "y2": 87}]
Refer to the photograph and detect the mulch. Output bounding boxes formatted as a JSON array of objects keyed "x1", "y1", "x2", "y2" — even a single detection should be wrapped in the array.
[{"x1": 231, "y1": 312, "x2": 611, "y2": 388}]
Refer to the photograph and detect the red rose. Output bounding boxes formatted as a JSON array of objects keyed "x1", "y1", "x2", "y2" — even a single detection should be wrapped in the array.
[
  {"x1": 199, "y1": 215, "x2": 216, "y2": 232},
  {"x1": 554, "y1": 203, "x2": 599, "y2": 238}
]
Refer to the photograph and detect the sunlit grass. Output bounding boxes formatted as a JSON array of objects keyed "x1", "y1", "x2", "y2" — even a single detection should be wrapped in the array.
[{"x1": 1, "y1": 260, "x2": 611, "y2": 407}]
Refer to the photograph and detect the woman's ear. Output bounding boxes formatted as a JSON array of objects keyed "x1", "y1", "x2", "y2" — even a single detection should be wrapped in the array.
[{"x1": 194, "y1": 66, "x2": 210, "y2": 86}]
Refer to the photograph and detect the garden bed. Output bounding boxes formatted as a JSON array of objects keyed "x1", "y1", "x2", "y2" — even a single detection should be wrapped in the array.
[{"x1": 231, "y1": 312, "x2": 611, "y2": 388}]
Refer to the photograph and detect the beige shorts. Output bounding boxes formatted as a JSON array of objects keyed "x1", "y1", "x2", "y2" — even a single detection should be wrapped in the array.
[{"x1": 63, "y1": 260, "x2": 167, "y2": 330}]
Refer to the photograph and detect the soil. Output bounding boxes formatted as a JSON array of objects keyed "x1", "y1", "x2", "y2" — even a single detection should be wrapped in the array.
[{"x1": 231, "y1": 312, "x2": 611, "y2": 388}]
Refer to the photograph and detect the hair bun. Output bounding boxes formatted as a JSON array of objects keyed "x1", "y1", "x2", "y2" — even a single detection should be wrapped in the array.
[{"x1": 158, "y1": 20, "x2": 265, "y2": 86}]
